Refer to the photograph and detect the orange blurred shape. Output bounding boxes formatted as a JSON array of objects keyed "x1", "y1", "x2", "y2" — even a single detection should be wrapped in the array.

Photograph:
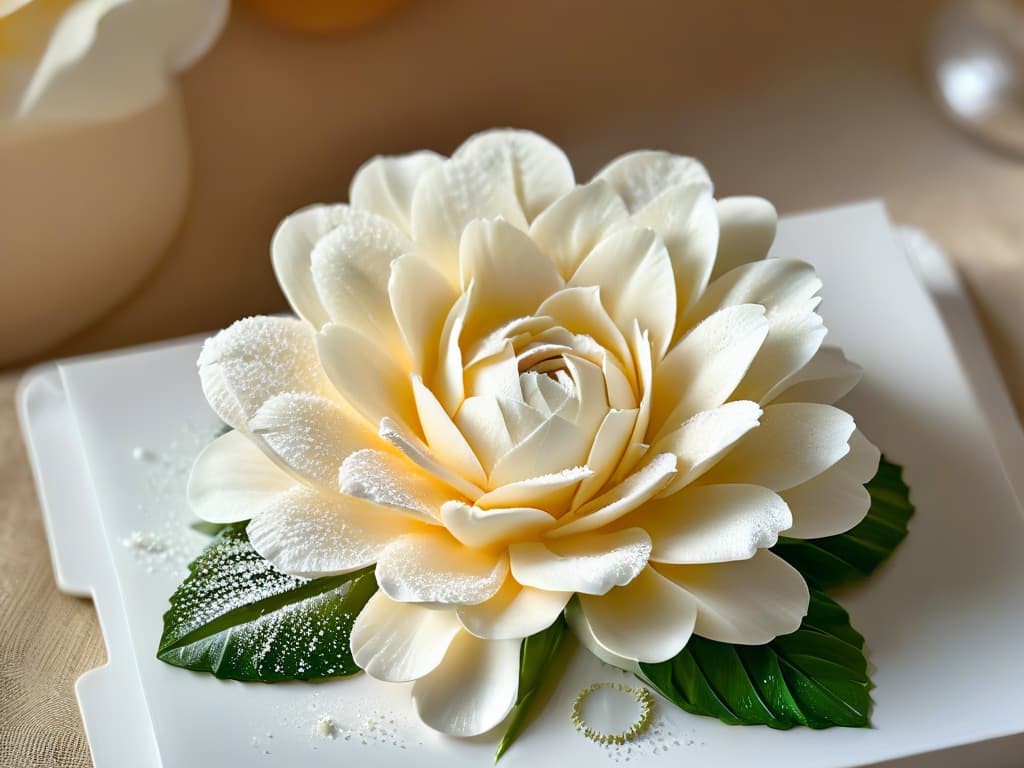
[{"x1": 237, "y1": 0, "x2": 408, "y2": 34}]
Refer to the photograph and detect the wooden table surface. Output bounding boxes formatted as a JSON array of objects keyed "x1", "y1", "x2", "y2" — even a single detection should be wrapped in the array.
[{"x1": 2, "y1": 1, "x2": 1022, "y2": 765}]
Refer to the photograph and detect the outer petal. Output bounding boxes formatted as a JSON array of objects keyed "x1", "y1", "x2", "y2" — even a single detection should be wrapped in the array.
[
  {"x1": 699, "y1": 402, "x2": 855, "y2": 492},
  {"x1": 529, "y1": 179, "x2": 630, "y2": 278},
  {"x1": 412, "y1": 630, "x2": 521, "y2": 737},
  {"x1": 782, "y1": 430, "x2": 881, "y2": 538},
  {"x1": 509, "y1": 528, "x2": 651, "y2": 595},
  {"x1": 636, "y1": 484, "x2": 792, "y2": 564},
  {"x1": 656, "y1": 551, "x2": 809, "y2": 645},
  {"x1": 578, "y1": 567, "x2": 698, "y2": 663},
  {"x1": 593, "y1": 150, "x2": 711, "y2": 213},
  {"x1": 350, "y1": 592, "x2": 462, "y2": 682},
  {"x1": 375, "y1": 530, "x2": 508, "y2": 605},
  {"x1": 564, "y1": 598, "x2": 640, "y2": 673},
  {"x1": 349, "y1": 150, "x2": 444, "y2": 234},
  {"x1": 770, "y1": 346, "x2": 863, "y2": 405},
  {"x1": 711, "y1": 196, "x2": 778, "y2": 280},
  {"x1": 187, "y1": 430, "x2": 294, "y2": 523},
  {"x1": 457, "y1": 579, "x2": 571, "y2": 640},
  {"x1": 440, "y1": 502, "x2": 557, "y2": 548},
  {"x1": 249, "y1": 392, "x2": 379, "y2": 490},
  {"x1": 270, "y1": 204, "x2": 350, "y2": 328},
  {"x1": 246, "y1": 486, "x2": 417, "y2": 578},
  {"x1": 197, "y1": 316, "x2": 337, "y2": 432}
]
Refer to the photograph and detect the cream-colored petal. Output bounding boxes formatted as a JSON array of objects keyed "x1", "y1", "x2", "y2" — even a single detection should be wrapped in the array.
[
  {"x1": 474, "y1": 466, "x2": 593, "y2": 511},
  {"x1": 770, "y1": 346, "x2": 863, "y2": 405},
  {"x1": 464, "y1": 342, "x2": 523, "y2": 403},
  {"x1": 537, "y1": 286, "x2": 633, "y2": 376},
  {"x1": 569, "y1": 226, "x2": 676, "y2": 359},
  {"x1": 594, "y1": 150, "x2": 711, "y2": 213},
  {"x1": 638, "y1": 484, "x2": 792, "y2": 565},
  {"x1": 610, "y1": 325, "x2": 654, "y2": 484},
  {"x1": 650, "y1": 304, "x2": 768, "y2": 441},
  {"x1": 529, "y1": 179, "x2": 630, "y2": 278},
  {"x1": 458, "y1": 580, "x2": 571, "y2": 640},
  {"x1": 433, "y1": 289, "x2": 469, "y2": 413},
  {"x1": 412, "y1": 376, "x2": 487, "y2": 488},
  {"x1": 338, "y1": 448, "x2": 449, "y2": 522},
  {"x1": 309, "y1": 208, "x2": 410, "y2": 357},
  {"x1": 711, "y1": 196, "x2": 778, "y2": 281},
  {"x1": 375, "y1": 530, "x2": 508, "y2": 605},
  {"x1": 564, "y1": 599, "x2": 640, "y2": 673},
  {"x1": 249, "y1": 392, "x2": 379, "y2": 490},
  {"x1": 459, "y1": 218, "x2": 564, "y2": 341},
  {"x1": 571, "y1": 408, "x2": 638, "y2": 508},
  {"x1": 247, "y1": 486, "x2": 417, "y2": 578},
  {"x1": 412, "y1": 630, "x2": 521, "y2": 737},
  {"x1": 350, "y1": 592, "x2": 462, "y2": 682},
  {"x1": 551, "y1": 453, "x2": 677, "y2": 538},
  {"x1": 699, "y1": 402, "x2": 855, "y2": 492},
  {"x1": 656, "y1": 551, "x2": 809, "y2": 645},
  {"x1": 187, "y1": 430, "x2": 294, "y2": 523},
  {"x1": 317, "y1": 323, "x2": 418, "y2": 433},
  {"x1": 651, "y1": 401, "x2": 763, "y2": 497},
  {"x1": 198, "y1": 316, "x2": 336, "y2": 432},
  {"x1": 489, "y1": 413, "x2": 590, "y2": 487},
  {"x1": 388, "y1": 253, "x2": 458, "y2": 377},
  {"x1": 631, "y1": 182, "x2": 719, "y2": 319},
  {"x1": 579, "y1": 567, "x2": 698, "y2": 663},
  {"x1": 454, "y1": 396, "x2": 514, "y2": 471},
  {"x1": 509, "y1": 528, "x2": 651, "y2": 595},
  {"x1": 378, "y1": 418, "x2": 485, "y2": 500},
  {"x1": 440, "y1": 502, "x2": 557, "y2": 548},
  {"x1": 349, "y1": 150, "x2": 444, "y2": 234},
  {"x1": 782, "y1": 430, "x2": 880, "y2": 538}
]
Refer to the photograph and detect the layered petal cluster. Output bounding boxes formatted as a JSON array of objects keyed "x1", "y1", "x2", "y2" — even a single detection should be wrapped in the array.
[{"x1": 189, "y1": 130, "x2": 879, "y2": 737}]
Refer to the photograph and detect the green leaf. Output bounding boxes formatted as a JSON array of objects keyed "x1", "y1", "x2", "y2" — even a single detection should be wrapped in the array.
[
  {"x1": 157, "y1": 526, "x2": 377, "y2": 681},
  {"x1": 640, "y1": 590, "x2": 870, "y2": 729},
  {"x1": 495, "y1": 616, "x2": 569, "y2": 763},
  {"x1": 772, "y1": 455, "x2": 914, "y2": 589}
]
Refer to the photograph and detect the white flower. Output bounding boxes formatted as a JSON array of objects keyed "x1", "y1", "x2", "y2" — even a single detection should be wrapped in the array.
[
  {"x1": 189, "y1": 129, "x2": 879, "y2": 737},
  {"x1": 0, "y1": 0, "x2": 227, "y2": 130}
]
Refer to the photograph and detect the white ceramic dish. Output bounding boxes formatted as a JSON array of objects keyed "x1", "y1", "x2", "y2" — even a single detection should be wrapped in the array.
[{"x1": 18, "y1": 202, "x2": 1024, "y2": 768}]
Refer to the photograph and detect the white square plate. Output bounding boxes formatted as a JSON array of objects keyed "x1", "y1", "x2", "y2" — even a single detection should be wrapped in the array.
[{"x1": 18, "y1": 202, "x2": 1024, "y2": 768}]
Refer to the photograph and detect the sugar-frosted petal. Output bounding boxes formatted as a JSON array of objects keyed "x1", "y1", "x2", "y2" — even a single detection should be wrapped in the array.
[
  {"x1": 198, "y1": 316, "x2": 336, "y2": 432},
  {"x1": 379, "y1": 418, "x2": 485, "y2": 500},
  {"x1": 529, "y1": 179, "x2": 630, "y2": 278},
  {"x1": 569, "y1": 226, "x2": 676, "y2": 359},
  {"x1": 650, "y1": 304, "x2": 768, "y2": 440},
  {"x1": 440, "y1": 502, "x2": 557, "y2": 548},
  {"x1": 350, "y1": 592, "x2": 462, "y2": 682},
  {"x1": 249, "y1": 392, "x2": 379, "y2": 489},
  {"x1": 637, "y1": 484, "x2": 792, "y2": 565},
  {"x1": 594, "y1": 150, "x2": 711, "y2": 213},
  {"x1": 571, "y1": 409, "x2": 638, "y2": 508},
  {"x1": 579, "y1": 567, "x2": 697, "y2": 663},
  {"x1": 310, "y1": 208, "x2": 410, "y2": 356},
  {"x1": 552, "y1": 453, "x2": 677, "y2": 538},
  {"x1": 457, "y1": 579, "x2": 570, "y2": 640},
  {"x1": 350, "y1": 150, "x2": 444, "y2": 234},
  {"x1": 700, "y1": 403, "x2": 855, "y2": 492},
  {"x1": 412, "y1": 630, "x2": 521, "y2": 736},
  {"x1": 459, "y1": 218, "x2": 564, "y2": 341},
  {"x1": 388, "y1": 253, "x2": 458, "y2": 377},
  {"x1": 376, "y1": 530, "x2": 508, "y2": 605},
  {"x1": 317, "y1": 323, "x2": 418, "y2": 432},
  {"x1": 187, "y1": 430, "x2": 294, "y2": 523},
  {"x1": 783, "y1": 430, "x2": 880, "y2": 538},
  {"x1": 656, "y1": 551, "x2": 809, "y2": 644},
  {"x1": 651, "y1": 401, "x2": 763, "y2": 497},
  {"x1": 489, "y1": 413, "x2": 590, "y2": 487},
  {"x1": 247, "y1": 486, "x2": 417, "y2": 577},
  {"x1": 270, "y1": 204, "x2": 350, "y2": 328},
  {"x1": 771, "y1": 346, "x2": 863, "y2": 405},
  {"x1": 474, "y1": 466, "x2": 593, "y2": 512},
  {"x1": 711, "y1": 197, "x2": 778, "y2": 280},
  {"x1": 338, "y1": 448, "x2": 449, "y2": 522},
  {"x1": 412, "y1": 376, "x2": 487, "y2": 487},
  {"x1": 509, "y1": 528, "x2": 651, "y2": 595},
  {"x1": 631, "y1": 182, "x2": 719, "y2": 318}
]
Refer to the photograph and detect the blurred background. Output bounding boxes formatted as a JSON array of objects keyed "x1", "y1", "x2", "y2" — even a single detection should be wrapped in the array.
[{"x1": 1, "y1": 2, "x2": 1023, "y2": 764}]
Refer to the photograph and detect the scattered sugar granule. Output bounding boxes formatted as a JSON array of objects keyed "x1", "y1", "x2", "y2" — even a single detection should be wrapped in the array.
[
  {"x1": 316, "y1": 717, "x2": 336, "y2": 739},
  {"x1": 131, "y1": 446, "x2": 156, "y2": 462}
]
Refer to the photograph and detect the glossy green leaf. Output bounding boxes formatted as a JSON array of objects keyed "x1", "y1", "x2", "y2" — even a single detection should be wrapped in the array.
[
  {"x1": 772, "y1": 455, "x2": 914, "y2": 589},
  {"x1": 158, "y1": 526, "x2": 377, "y2": 681},
  {"x1": 640, "y1": 591, "x2": 870, "y2": 729},
  {"x1": 495, "y1": 616, "x2": 569, "y2": 763}
]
